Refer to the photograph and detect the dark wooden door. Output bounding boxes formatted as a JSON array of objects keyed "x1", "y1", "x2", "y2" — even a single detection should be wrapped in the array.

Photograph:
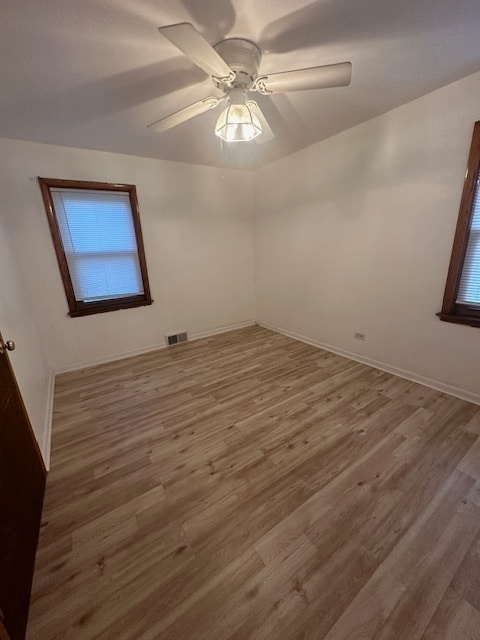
[
  {"x1": 0, "y1": 332, "x2": 46, "y2": 640},
  {"x1": 0, "y1": 610, "x2": 11, "y2": 640},
  {"x1": 0, "y1": 616, "x2": 12, "y2": 640}
]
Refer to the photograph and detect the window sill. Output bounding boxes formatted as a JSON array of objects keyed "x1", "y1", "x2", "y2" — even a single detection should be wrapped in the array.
[
  {"x1": 437, "y1": 312, "x2": 480, "y2": 328},
  {"x1": 69, "y1": 296, "x2": 153, "y2": 317}
]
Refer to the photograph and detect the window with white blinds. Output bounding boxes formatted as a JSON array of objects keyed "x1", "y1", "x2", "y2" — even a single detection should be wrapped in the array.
[
  {"x1": 439, "y1": 121, "x2": 480, "y2": 327},
  {"x1": 456, "y1": 174, "x2": 480, "y2": 307},
  {"x1": 39, "y1": 179, "x2": 152, "y2": 317},
  {"x1": 51, "y1": 189, "x2": 144, "y2": 302}
]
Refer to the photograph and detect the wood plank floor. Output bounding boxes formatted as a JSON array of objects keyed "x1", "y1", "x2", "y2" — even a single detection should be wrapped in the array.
[{"x1": 27, "y1": 325, "x2": 480, "y2": 639}]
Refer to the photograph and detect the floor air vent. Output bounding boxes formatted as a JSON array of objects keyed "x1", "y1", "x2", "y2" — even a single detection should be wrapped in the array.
[{"x1": 166, "y1": 331, "x2": 188, "y2": 346}]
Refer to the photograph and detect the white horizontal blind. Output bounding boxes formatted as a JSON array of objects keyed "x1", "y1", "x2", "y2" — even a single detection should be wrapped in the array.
[
  {"x1": 51, "y1": 188, "x2": 144, "y2": 302},
  {"x1": 457, "y1": 173, "x2": 480, "y2": 307}
]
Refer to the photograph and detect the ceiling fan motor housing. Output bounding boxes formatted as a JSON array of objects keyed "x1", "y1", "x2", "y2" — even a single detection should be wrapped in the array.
[{"x1": 213, "y1": 39, "x2": 262, "y2": 90}]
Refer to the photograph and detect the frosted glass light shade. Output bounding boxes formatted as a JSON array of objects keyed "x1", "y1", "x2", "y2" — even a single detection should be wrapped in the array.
[{"x1": 215, "y1": 102, "x2": 262, "y2": 142}]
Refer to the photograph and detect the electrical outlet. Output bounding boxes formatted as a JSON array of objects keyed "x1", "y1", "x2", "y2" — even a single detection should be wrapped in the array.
[{"x1": 354, "y1": 332, "x2": 366, "y2": 341}]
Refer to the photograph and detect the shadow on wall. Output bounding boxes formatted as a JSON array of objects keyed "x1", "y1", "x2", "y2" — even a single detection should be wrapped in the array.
[{"x1": 256, "y1": 105, "x2": 464, "y2": 220}]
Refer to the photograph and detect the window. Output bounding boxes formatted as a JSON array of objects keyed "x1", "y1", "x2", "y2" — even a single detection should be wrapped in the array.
[
  {"x1": 439, "y1": 121, "x2": 480, "y2": 327},
  {"x1": 39, "y1": 178, "x2": 152, "y2": 317}
]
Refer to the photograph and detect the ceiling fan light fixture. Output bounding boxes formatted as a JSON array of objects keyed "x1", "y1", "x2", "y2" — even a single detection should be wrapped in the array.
[
  {"x1": 151, "y1": 24, "x2": 352, "y2": 145},
  {"x1": 215, "y1": 92, "x2": 262, "y2": 142}
]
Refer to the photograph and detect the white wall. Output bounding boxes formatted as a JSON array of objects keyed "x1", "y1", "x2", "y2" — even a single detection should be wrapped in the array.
[
  {"x1": 0, "y1": 208, "x2": 53, "y2": 463},
  {"x1": 254, "y1": 71, "x2": 480, "y2": 402},
  {"x1": 0, "y1": 139, "x2": 255, "y2": 374}
]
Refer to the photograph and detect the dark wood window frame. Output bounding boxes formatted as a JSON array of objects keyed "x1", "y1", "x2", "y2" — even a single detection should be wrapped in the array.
[
  {"x1": 39, "y1": 177, "x2": 153, "y2": 318},
  {"x1": 438, "y1": 121, "x2": 480, "y2": 328}
]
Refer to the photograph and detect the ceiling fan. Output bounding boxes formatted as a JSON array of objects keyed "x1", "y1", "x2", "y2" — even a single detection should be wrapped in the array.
[{"x1": 147, "y1": 23, "x2": 352, "y2": 143}]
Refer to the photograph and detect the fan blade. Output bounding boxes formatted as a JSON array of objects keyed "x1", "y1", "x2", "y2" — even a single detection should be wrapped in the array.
[
  {"x1": 253, "y1": 62, "x2": 352, "y2": 95},
  {"x1": 159, "y1": 23, "x2": 235, "y2": 82},
  {"x1": 247, "y1": 101, "x2": 275, "y2": 144},
  {"x1": 147, "y1": 97, "x2": 223, "y2": 133}
]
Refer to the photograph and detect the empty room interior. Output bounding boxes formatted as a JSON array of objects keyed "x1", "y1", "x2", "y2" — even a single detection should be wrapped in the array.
[{"x1": 2, "y1": 1, "x2": 480, "y2": 639}]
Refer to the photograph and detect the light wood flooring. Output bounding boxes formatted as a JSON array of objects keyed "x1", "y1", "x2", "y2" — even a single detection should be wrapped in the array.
[{"x1": 28, "y1": 325, "x2": 480, "y2": 639}]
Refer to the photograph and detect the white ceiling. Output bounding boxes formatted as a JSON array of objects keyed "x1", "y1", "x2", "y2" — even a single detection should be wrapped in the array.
[{"x1": 2, "y1": 0, "x2": 480, "y2": 170}]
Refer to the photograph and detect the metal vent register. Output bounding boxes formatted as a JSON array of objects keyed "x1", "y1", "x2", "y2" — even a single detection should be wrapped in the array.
[{"x1": 165, "y1": 332, "x2": 188, "y2": 346}]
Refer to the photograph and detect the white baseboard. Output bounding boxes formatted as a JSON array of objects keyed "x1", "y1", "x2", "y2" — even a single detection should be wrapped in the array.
[
  {"x1": 189, "y1": 320, "x2": 256, "y2": 341},
  {"x1": 55, "y1": 341, "x2": 167, "y2": 375},
  {"x1": 41, "y1": 370, "x2": 55, "y2": 470},
  {"x1": 54, "y1": 320, "x2": 256, "y2": 375},
  {"x1": 257, "y1": 320, "x2": 480, "y2": 406}
]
